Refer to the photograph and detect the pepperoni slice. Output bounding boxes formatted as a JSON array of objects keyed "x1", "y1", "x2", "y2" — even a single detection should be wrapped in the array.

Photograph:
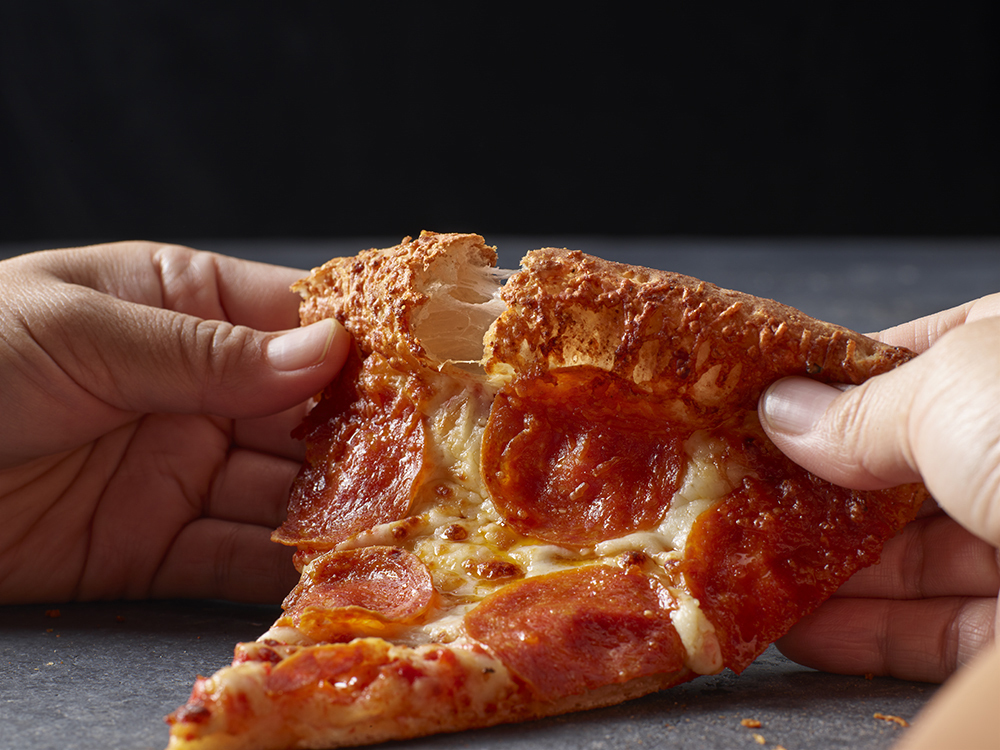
[
  {"x1": 481, "y1": 368, "x2": 687, "y2": 545},
  {"x1": 266, "y1": 640, "x2": 392, "y2": 698},
  {"x1": 464, "y1": 565, "x2": 685, "y2": 700},
  {"x1": 282, "y1": 547, "x2": 435, "y2": 642},
  {"x1": 274, "y1": 350, "x2": 428, "y2": 548},
  {"x1": 680, "y1": 413, "x2": 925, "y2": 673}
]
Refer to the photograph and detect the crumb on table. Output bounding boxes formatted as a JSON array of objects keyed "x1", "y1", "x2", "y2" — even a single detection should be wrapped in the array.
[{"x1": 874, "y1": 712, "x2": 910, "y2": 727}]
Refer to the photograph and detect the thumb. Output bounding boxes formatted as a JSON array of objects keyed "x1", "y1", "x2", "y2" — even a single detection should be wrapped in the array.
[
  {"x1": 757, "y1": 376, "x2": 921, "y2": 491},
  {"x1": 2, "y1": 303, "x2": 352, "y2": 466},
  {"x1": 99, "y1": 311, "x2": 352, "y2": 419},
  {"x1": 26, "y1": 288, "x2": 351, "y2": 424},
  {"x1": 758, "y1": 318, "x2": 1000, "y2": 546}
]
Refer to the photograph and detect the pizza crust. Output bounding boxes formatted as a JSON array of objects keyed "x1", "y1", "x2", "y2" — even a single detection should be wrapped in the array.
[
  {"x1": 170, "y1": 638, "x2": 693, "y2": 750},
  {"x1": 293, "y1": 232, "x2": 506, "y2": 372},
  {"x1": 485, "y1": 246, "x2": 913, "y2": 412}
]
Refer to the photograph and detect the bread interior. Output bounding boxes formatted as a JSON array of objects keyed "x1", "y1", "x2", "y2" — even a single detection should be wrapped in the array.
[{"x1": 413, "y1": 259, "x2": 512, "y2": 368}]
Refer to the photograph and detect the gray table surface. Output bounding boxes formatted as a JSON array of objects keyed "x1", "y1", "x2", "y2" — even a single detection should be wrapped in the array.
[{"x1": 1, "y1": 236, "x2": 998, "y2": 750}]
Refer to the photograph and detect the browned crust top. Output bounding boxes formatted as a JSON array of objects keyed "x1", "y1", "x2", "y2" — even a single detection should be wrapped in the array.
[
  {"x1": 485, "y1": 248, "x2": 915, "y2": 421},
  {"x1": 293, "y1": 234, "x2": 915, "y2": 419},
  {"x1": 293, "y1": 231, "x2": 497, "y2": 368}
]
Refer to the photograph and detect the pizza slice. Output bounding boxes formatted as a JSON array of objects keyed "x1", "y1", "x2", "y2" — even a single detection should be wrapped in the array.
[{"x1": 166, "y1": 232, "x2": 927, "y2": 750}]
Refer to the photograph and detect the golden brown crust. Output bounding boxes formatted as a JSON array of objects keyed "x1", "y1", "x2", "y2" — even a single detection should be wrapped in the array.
[
  {"x1": 293, "y1": 231, "x2": 498, "y2": 371},
  {"x1": 486, "y1": 248, "x2": 915, "y2": 420},
  {"x1": 166, "y1": 638, "x2": 693, "y2": 750}
]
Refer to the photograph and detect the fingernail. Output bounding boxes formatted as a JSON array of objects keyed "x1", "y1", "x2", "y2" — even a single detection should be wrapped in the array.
[
  {"x1": 266, "y1": 319, "x2": 340, "y2": 371},
  {"x1": 759, "y1": 377, "x2": 846, "y2": 436}
]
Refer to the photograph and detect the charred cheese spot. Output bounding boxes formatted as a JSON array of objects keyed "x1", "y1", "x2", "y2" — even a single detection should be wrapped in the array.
[
  {"x1": 463, "y1": 559, "x2": 524, "y2": 581},
  {"x1": 620, "y1": 550, "x2": 650, "y2": 569},
  {"x1": 390, "y1": 516, "x2": 423, "y2": 540},
  {"x1": 439, "y1": 524, "x2": 468, "y2": 541}
]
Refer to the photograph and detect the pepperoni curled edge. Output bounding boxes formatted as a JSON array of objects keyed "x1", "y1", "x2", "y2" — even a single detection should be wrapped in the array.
[
  {"x1": 680, "y1": 414, "x2": 927, "y2": 673},
  {"x1": 282, "y1": 547, "x2": 435, "y2": 642},
  {"x1": 481, "y1": 367, "x2": 687, "y2": 545},
  {"x1": 274, "y1": 350, "x2": 429, "y2": 549},
  {"x1": 464, "y1": 565, "x2": 686, "y2": 701}
]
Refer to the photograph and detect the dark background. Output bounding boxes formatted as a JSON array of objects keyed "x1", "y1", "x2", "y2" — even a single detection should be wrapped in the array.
[{"x1": 1, "y1": 3, "x2": 998, "y2": 245}]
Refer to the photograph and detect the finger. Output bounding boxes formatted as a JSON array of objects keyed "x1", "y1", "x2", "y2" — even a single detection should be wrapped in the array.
[
  {"x1": 207, "y1": 449, "x2": 301, "y2": 529},
  {"x1": 148, "y1": 519, "x2": 300, "y2": 603},
  {"x1": 776, "y1": 596, "x2": 997, "y2": 682},
  {"x1": 872, "y1": 291, "x2": 1000, "y2": 352},
  {"x1": 21, "y1": 287, "x2": 348, "y2": 424},
  {"x1": 37, "y1": 241, "x2": 308, "y2": 331},
  {"x1": 833, "y1": 514, "x2": 1000, "y2": 600},
  {"x1": 232, "y1": 404, "x2": 312, "y2": 463},
  {"x1": 758, "y1": 318, "x2": 1000, "y2": 547}
]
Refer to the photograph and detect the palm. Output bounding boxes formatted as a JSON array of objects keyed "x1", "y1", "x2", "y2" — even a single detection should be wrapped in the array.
[{"x1": 0, "y1": 410, "x2": 302, "y2": 603}]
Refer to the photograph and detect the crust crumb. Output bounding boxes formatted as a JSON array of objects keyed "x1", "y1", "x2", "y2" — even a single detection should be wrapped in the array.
[
  {"x1": 751, "y1": 733, "x2": 766, "y2": 744},
  {"x1": 740, "y1": 718, "x2": 762, "y2": 728},
  {"x1": 874, "y1": 712, "x2": 910, "y2": 727}
]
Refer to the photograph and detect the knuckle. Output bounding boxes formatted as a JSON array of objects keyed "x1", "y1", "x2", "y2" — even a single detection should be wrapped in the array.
[
  {"x1": 898, "y1": 523, "x2": 929, "y2": 600},
  {"x1": 182, "y1": 320, "x2": 258, "y2": 403},
  {"x1": 154, "y1": 245, "x2": 225, "y2": 318},
  {"x1": 823, "y1": 386, "x2": 883, "y2": 470},
  {"x1": 204, "y1": 319, "x2": 253, "y2": 369}
]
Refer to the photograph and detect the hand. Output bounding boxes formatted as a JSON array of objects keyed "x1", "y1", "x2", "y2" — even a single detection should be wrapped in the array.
[
  {"x1": 758, "y1": 292, "x2": 1000, "y2": 683},
  {"x1": 0, "y1": 242, "x2": 349, "y2": 604}
]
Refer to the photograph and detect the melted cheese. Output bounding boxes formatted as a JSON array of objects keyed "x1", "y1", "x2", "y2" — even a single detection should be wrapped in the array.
[
  {"x1": 324, "y1": 377, "x2": 739, "y2": 675},
  {"x1": 669, "y1": 594, "x2": 723, "y2": 674},
  {"x1": 660, "y1": 431, "x2": 739, "y2": 548}
]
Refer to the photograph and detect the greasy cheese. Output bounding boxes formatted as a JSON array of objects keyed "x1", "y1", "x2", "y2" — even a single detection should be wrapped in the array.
[{"x1": 322, "y1": 372, "x2": 734, "y2": 675}]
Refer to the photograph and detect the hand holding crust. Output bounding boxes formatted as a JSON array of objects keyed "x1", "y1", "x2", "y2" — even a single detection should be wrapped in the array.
[
  {"x1": 0, "y1": 242, "x2": 349, "y2": 603},
  {"x1": 759, "y1": 293, "x2": 1000, "y2": 682}
]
